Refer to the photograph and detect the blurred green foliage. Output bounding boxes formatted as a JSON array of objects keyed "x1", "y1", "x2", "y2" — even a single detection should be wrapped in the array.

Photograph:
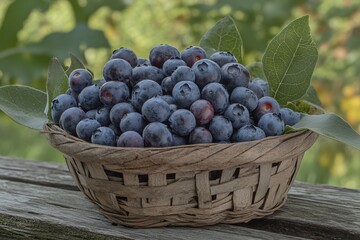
[{"x1": 0, "y1": 0, "x2": 359, "y2": 188}]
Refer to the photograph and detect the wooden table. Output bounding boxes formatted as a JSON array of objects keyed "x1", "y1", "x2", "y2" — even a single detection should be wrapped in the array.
[{"x1": 0, "y1": 156, "x2": 359, "y2": 240}]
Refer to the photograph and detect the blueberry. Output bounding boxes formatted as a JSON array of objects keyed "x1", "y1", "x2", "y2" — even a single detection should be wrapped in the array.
[
  {"x1": 158, "y1": 95, "x2": 176, "y2": 105},
  {"x1": 68, "y1": 69, "x2": 93, "y2": 93},
  {"x1": 76, "y1": 119, "x2": 101, "y2": 142},
  {"x1": 189, "y1": 127, "x2": 213, "y2": 144},
  {"x1": 59, "y1": 107, "x2": 86, "y2": 136},
  {"x1": 95, "y1": 78, "x2": 106, "y2": 89},
  {"x1": 172, "y1": 81, "x2": 200, "y2": 109},
  {"x1": 171, "y1": 133, "x2": 187, "y2": 146},
  {"x1": 230, "y1": 87, "x2": 258, "y2": 112},
  {"x1": 161, "y1": 76, "x2": 176, "y2": 95},
  {"x1": 232, "y1": 125, "x2": 266, "y2": 142},
  {"x1": 257, "y1": 113, "x2": 285, "y2": 136},
  {"x1": 131, "y1": 65, "x2": 165, "y2": 86},
  {"x1": 190, "y1": 99, "x2": 214, "y2": 125},
  {"x1": 120, "y1": 112, "x2": 146, "y2": 134},
  {"x1": 169, "y1": 104, "x2": 177, "y2": 114},
  {"x1": 224, "y1": 103, "x2": 250, "y2": 129},
  {"x1": 149, "y1": 44, "x2": 180, "y2": 68},
  {"x1": 192, "y1": 59, "x2": 221, "y2": 89},
  {"x1": 91, "y1": 127, "x2": 116, "y2": 146},
  {"x1": 209, "y1": 51, "x2": 237, "y2": 67},
  {"x1": 162, "y1": 57, "x2": 187, "y2": 76},
  {"x1": 131, "y1": 79, "x2": 162, "y2": 111},
  {"x1": 142, "y1": 97, "x2": 171, "y2": 123},
  {"x1": 111, "y1": 47, "x2": 138, "y2": 68},
  {"x1": 85, "y1": 109, "x2": 97, "y2": 119},
  {"x1": 117, "y1": 131, "x2": 144, "y2": 148},
  {"x1": 181, "y1": 46, "x2": 207, "y2": 67},
  {"x1": 201, "y1": 82, "x2": 229, "y2": 114},
  {"x1": 51, "y1": 94, "x2": 78, "y2": 124},
  {"x1": 143, "y1": 122, "x2": 173, "y2": 147},
  {"x1": 208, "y1": 115, "x2": 233, "y2": 141},
  {"x1": 137, "y1": 58, "x2": 150, "y2": 66},
  {"x1": 220, "y1": 63, "x2": 250, "y2": 91},
  {"x1": 102, "y1": 59, "x2": 132, "y2": 87},
  {"x1": 99, "y1": 81, "x2": 130, "y2": 107},
  {"x1": 253, "y1": 96, "x2": 281, "y2": 121},
  {"x1": 248, "y1": 78, "x2": 269, "y2": 98},
  {"x1": 95, "y1": 107, "x2": 111, "y2": 126},
  {"x1": 171, "y1": 66, "x2": 195, "y2": 83},
  {"x1": 279, "y1": 108, "x2": 301, "y2": 126},
  {"x1": 65, "y1": 88, "x2": 79, "y2": 104},
  {"x1": 108, "y1": 123, "x2": 121, "y2": 136},
  {"x1": 168, "y1": 109, "x2": 196, "y2": 137},
  {"x1": 109, "y1": 102, "x2": 135, "y2": 127},
  {"x1": 78, "y1": 85, "x2": 101, "y2": 111}
]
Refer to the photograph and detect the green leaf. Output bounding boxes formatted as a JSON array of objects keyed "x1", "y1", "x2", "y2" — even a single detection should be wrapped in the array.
[
  {"x1": 292, "y1": 113, "x2": 360, "y2": 151},
  {"x1": 45, "y1": 58, "x2": 68, "y2": 120},
  {"x1": 301, "y1": 85, "x2": 323, "y2": 108},
  {"x1": 0, "y1": 85, "x2": 47, "y2": 130},
  {"x1": 246, "y1": 62, "x2": 267, "y2": 80},
  {"x1": 199, "y1": 16, "x2": 243, "y2": 63},
  {"x1": 262, "y1": 15, "x2": 318, "y2": 105},
  {"x1": 65, "y1": 53, "x2": 86, "y2": 76}
]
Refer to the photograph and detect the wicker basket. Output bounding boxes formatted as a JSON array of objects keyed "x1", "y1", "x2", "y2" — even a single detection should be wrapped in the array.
[{"x1": 44, "y1": 124, "x2": 318, "y2": 228}]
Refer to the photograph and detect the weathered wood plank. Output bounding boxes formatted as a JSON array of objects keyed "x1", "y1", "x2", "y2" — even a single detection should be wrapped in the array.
[
  {"x1": 0, "y1": 180, "x2": 305, "y2": 240},
  {"x1": 1, "y1": 157, "x2": 359, "y2": 240}
]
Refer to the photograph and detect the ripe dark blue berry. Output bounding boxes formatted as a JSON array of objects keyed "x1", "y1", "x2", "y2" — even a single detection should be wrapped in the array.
[
  {"x1": 181, "y1": 46, "x2": 207, "y2": 67},
  {"x1": 248, "y1": 78, "x2": 269, "y2": 98},
  {"x1": 224, "y1": 103, "x2": 250, "y2": 129},
  {"x1": 76, "y1": 119, "x2": 101, "y2": 142},
  {"x1": 78, "y1": 85, "x2": 101, "y2": 111},
  {"x1": 59, "y1": 107, "x2": 86, "y2": 136},
  {"x1": 102, "y1": 59, "x2": 132, "y2": 86},
  {"x1": 111, "y1": 47, "x2": 138, "y2": 68},
  {"x1": 95, "y1": 107, "x2": 111, "y2": 126},
  {"x1": 169, "y1": 109, "x2": 196, "y2": 137},
  {"x1": 172, "y1": 81, "x2": 200, "y2": 109},
  {"x1": 141, "y1": 97, "x2": 171, "y2": 123},
  {"x1": 69, "y1": 68, "x2": 93, "y2": 93},
  {"x1": 209, "y1": 51, "x2": 237, "y2": 67},
  {"x1": 190, "y1": 99, "x2": 214, "y2": 125},
  {"x1": 220, "y1": 63, "x2": 250, "y2": 91},
  {"x1": 257, "y1": 113, "x2": 285, "y2": 136},
  {"x1": 120, "y1": 112, "x2": 146, "y2": 134},
  {"x1": 51, "y1": 94, "x2": 78, "y2": 124},
  {"x1": 171, "y1": 66, "x2": 195, "y2": 83},
  {"x1": 232, "y1": 125, "x2": 266, "y2": 142},
  {"x1": 209, "y1": 115, "x2": 233, "y2": 141},
  {"x1": 109, "y1": 102, "x2": 135, "y2": 128},
  {"x1": 149, "y1": 44, "x2": 180, "y2": 68},
  {"x1": 230, "y1": 87, "x2": 258, "y2": 112},
  {"x1": 162, "y1": 57, "x2": 187, "y2": 76},
  {"x1": 192, "y1": 59, "x2": 221, "y2": 89},
  {"x1": 117, "y1": 131, "x2": 144, "y2": 147},
  {"x1": 91, "y1": 127, "x2": 116, "y2": 146},
  {"x1": 131, "y1": 65, "x2": 165, "y2": 86},
  {"x1": 253, "y1": 96, "x2": 281, "y2": 121},
  {"x1": 280, "y1": 108, "x2": 301, "y2": 126},
  {"x1": 143, "y1": 122, "x2": 173, "y2": 147},
  {"x1": 99, "y1": 81, "x2": 130, "y2": 107},
  {"x1": 131, "y1": 79, "x2": 162, "y2": 111},
  {"x1": 161, "y1": 76, "x2": 176, "y2": 95},
  {"x1": 189, "y1": 127, "x2": 213, "y2": 144},
  {"x1": 201, "y1": 82, "x2": 229, "y2": 114}
]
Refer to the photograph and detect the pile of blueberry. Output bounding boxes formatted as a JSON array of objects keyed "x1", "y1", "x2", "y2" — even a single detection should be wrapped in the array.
[{"x1": 51, "y1": 44, "x2": 301, "y2": 148}]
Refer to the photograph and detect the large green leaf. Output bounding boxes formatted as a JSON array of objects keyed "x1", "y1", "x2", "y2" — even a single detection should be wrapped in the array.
[
  {"x1": 0, "y1": 85, "x2": 47, "y2": 130},
  {"x1": 246, "y1": 62, "x2": 267, "y2": 80},
  {"x1": 199, "y1": 16, "x2": 243, "y2": 63},
  {"x1": 292, "y1": 113, "x2": 360, "y2": 151},
  {"x1": 45, "y1": 58, "x2": 68, "y2": 120},
  {"x1": 262, "y1": 15, "x2": 318, "y2": 105}
]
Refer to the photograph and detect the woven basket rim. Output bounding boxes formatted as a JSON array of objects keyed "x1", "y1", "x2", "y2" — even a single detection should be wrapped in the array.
[{"x1": 43, "y1": 123, "x2": 318, "y2": 174}]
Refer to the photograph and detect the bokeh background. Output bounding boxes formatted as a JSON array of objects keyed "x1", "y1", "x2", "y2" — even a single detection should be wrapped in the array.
[{"x1": 0, "y1": 0, "x2": 359, "y2": 188}]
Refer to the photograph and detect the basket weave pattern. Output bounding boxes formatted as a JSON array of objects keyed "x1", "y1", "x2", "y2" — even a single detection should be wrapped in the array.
[{"x1": 44, "y1": 124, "x2": 318, "y2": 227}]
